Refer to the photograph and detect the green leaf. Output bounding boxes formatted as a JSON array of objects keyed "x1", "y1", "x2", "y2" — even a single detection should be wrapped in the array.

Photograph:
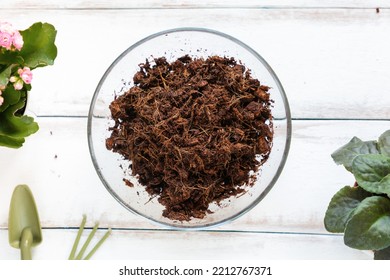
[
  {"x1": 0, "y1": 99, "x2": 39, "y2": 148},
  {"x1": 0, "y1": 87, "x2": 23, "y2": 113},
  {"x1": 19, "y1": 22, "x2": 57, "y2": 69},
  {"x1": 375, "y1": 246, "x2": 390, "y2": 260},
  {"x1": 324, "y1": 186, "x2": 371, "y2": 233},
  {"x1": 331, "y1": 137, "x2": 379, "y2": 172},
  {"x1": 378, "y1": 130, "x2": 390, "y2": 156},
  {"x1": 0, "y1": 65, "x2": 13, "y2": 87},
  {"x1": 344, "y1": 196, "x2": 390, "y2": 250},
  {"x1": 352, "y1": 154, "x2": 390, "y2": 195},
  {"x1": 0, "y1": 134, "x2": 25, "y2": 148},
  {"x1": 0, "y1": 51, "x2": 24, "y2": 66}
]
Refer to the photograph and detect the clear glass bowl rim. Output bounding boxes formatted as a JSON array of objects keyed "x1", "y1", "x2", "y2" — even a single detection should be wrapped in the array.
[{"x1": 87, "y1": 27, "x2": 292, "y2": 230}]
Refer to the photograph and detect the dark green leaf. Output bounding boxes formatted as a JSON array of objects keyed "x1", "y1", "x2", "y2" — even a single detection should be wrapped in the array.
[
  {"x1": 24, "y1": 83, "x2": 32, "y2": 92},
  {"x1": 324, "y1": 186, "x2": 371, "y2": 233},
  {"x1": 0, "y1": 65, "x2": 13, "y2": 87},
  {"x1": 378, "y1": 130, "x2": 390, "y2": 157},
  {"x1": 0, "y1": 51, "x2": 24, "y2": 66},
  {"x1": 0, "y1": 134, "x2": 25, "y2": 148},
  {"x1": 344, "y1": 196, "x2": 390, "y2": 250},
  {"x1": 0, "y1": 99, "x2": 38, "y2": 148},
  {"x1": 19, "y1": 22, "x2": 57, "y2": 69},
  {"x1": 352, "y1": 154, "x2": 390, "y2": 195},
  {"x1": 331, "y1": 137, "x2": 379, "y2": 172},
  {"x1": 374, "y1": 246, "x2": 390, "y2": 260},
  {"x1": 0, "y1": 87, "x2": 23, "y2": 113}
]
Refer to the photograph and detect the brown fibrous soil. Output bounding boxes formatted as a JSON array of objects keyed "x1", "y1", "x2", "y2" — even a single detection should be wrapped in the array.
[{"x1": 106, "y1": 55, "x2": 274, "y2": 221}]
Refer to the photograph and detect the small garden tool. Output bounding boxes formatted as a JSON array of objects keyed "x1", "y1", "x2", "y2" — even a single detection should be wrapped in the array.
[{"x1": 8, "y1": 184, "x2": 42, "y2": 260}]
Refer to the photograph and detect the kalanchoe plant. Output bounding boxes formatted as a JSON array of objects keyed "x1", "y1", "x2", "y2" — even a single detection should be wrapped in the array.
[
  {"x1": 324, "y1": 130, "x2": 390, "y2": 260},
  {"x1": 0, "y1": 21, "x2": 57, "y2": 148}
]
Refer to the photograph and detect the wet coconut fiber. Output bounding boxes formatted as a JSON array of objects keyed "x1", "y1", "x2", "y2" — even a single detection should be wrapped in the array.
[{"x1": 106, "y1": 55, "x2": 274, "y2": 221}]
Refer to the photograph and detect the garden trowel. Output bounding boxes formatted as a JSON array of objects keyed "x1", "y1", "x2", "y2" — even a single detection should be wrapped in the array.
[{"x1": 8, "y1": 184, "x2": 42, "y2": 260}]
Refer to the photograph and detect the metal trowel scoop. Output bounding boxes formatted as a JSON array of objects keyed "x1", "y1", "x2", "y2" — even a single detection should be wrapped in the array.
[{"x1": 8, "y1": 184, "x2": 42, "y2": 260}]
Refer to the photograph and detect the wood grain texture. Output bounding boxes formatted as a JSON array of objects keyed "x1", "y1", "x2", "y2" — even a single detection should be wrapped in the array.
[
  {"x1": 0, "y1": 118, "x2": 388, "y2": 234},
  {"x1": 0, "y1": 229, "x2": 371, "y2": 260},
  {"x1": 0, "y1": 0, "x2": 389, "y2": 9},
  {"x1": 0, "y1": 2, "x2": 389, "y2": 260},
  {"x1": 1, "y1": 8, "x2": 389, "y2": 119}
]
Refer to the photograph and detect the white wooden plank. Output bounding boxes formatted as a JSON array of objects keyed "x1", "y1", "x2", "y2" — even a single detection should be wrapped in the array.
[
  {"x1": 0, "y1": 0, "x2": 389, "y2": 9},
  {"x1": 1, "y1": 9, "x2": 389, "y2": 119},
  {"x1": 0, "y1": 118, "x2": 388, "y2": 233},
  {"x1": 0, "y1": 229, "x2": 372, "y2": 260}
]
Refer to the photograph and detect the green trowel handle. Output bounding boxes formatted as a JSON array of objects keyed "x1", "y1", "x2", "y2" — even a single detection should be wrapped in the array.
[{"x1": 20, "y1": 228, "x2": 33, "y2": 260}]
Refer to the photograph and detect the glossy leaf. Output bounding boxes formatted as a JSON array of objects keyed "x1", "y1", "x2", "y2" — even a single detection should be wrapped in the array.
[
  {"x1": 0, "y1": 65, "x2": 13, "y2": 87},
  {"x1": 0, "y1": 134, "x2": 25, "y2": 148},
  {"x1": 352, "y1": 154, "x2": 390, "y2": 195},
  {"x1": 0, "y1": 87, "x2": 23, "y2": 113},
  {"x1": 0, "y1": 52, "x2": 24, "y2": 66},
  {"x1": 331, "y1": 137, "x2": 379, "y2": 172},
  {"x1": 324, "y1": 186, "x2": 371, "y2": 233},
  {"x1": 0, "y1": 22, "x2": 57, "y2": 148},
  {"x1": 344, "y1": 196, "x2": 390, "y2": 250},
  {"x1": 0, "y1": 99, "x2": 38, "y2": 148},
  {"x1": 374, "y1": 246, "x2": 390, "y2": 260},
  {"x1": 19, "y1": 22, "x2": 57, "y2": 69},
  {"x1": 378, "y1": 130, "x2": 390, "y2": 156}
]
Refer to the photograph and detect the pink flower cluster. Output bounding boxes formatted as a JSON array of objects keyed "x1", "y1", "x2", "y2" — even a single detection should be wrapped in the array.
[
  {"x1": 0, "y1": 22, "x2": 30, "y2": 106},
  {"x1": 0, "y1": 21, "x2": 23, "y2": 51},
  {"x1": 10, "y1": 67, "x2": 33, "y2": 90}
]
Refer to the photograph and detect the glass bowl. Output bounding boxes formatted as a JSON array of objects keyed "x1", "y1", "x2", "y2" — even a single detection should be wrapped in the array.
[{"x1": 88, "y1": 27, "x2": 291, "y2": 229}]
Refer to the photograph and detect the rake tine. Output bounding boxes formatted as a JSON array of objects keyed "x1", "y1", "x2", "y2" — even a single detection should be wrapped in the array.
[
  {"x1": 68, "y1": 215, "x2": 87, "y2": 260},
  {"x1": 83, "y1": 228, "x2": 112, "y2": 260},
  {"x1": 75, "y1": 222, "x2": 99, "y2": 260}
]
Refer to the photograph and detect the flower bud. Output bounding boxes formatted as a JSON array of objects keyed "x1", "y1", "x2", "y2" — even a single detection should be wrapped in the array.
[
  {"x1": 13, "y1": 79, "x2": 23, "y2": 90},
  {"x1": 18, "y1": 67, "x2": 33, "y2": 84}
]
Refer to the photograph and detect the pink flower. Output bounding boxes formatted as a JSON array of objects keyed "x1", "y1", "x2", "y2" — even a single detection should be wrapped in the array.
[
  {"x1": 0, "y1": 32, "x2": 13, "y2": 49},
  {"x1": 18, "y1": 67, "x2": 33, "y2": 84},
  {"x1": 0, "y1": 21, "x2": 24, "y2": 50},
  {"x1": 12, "y1": 31, "x2": 23, "y2": 50},
  {"x1": 13, "y1": 79, "x2": 23, "y2": 90},
  {"x1": 8, "y1": 67, "x2": 33, "y2": 90},
  {"x1": 10, "y1": 75, "x2": 23, "y2": 90}
]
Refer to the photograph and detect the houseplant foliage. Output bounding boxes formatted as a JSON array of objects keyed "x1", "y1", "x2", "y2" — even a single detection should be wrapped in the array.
[
  {"x1": 0, "y1": 21, "x2": 57, "y2": 148},
  {"x1": 324, "y1": 130, "x2": 390, "y2": 259}
]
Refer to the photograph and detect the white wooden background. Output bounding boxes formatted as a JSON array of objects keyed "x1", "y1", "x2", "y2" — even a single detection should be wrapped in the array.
[{"x1": 0, "y1": 0, "x2": 389, "y2": 259}]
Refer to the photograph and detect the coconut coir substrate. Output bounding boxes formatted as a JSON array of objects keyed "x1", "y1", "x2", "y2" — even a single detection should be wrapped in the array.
[{"x1": 106, "y1": 55, "x2": 274, "y2": 221}]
